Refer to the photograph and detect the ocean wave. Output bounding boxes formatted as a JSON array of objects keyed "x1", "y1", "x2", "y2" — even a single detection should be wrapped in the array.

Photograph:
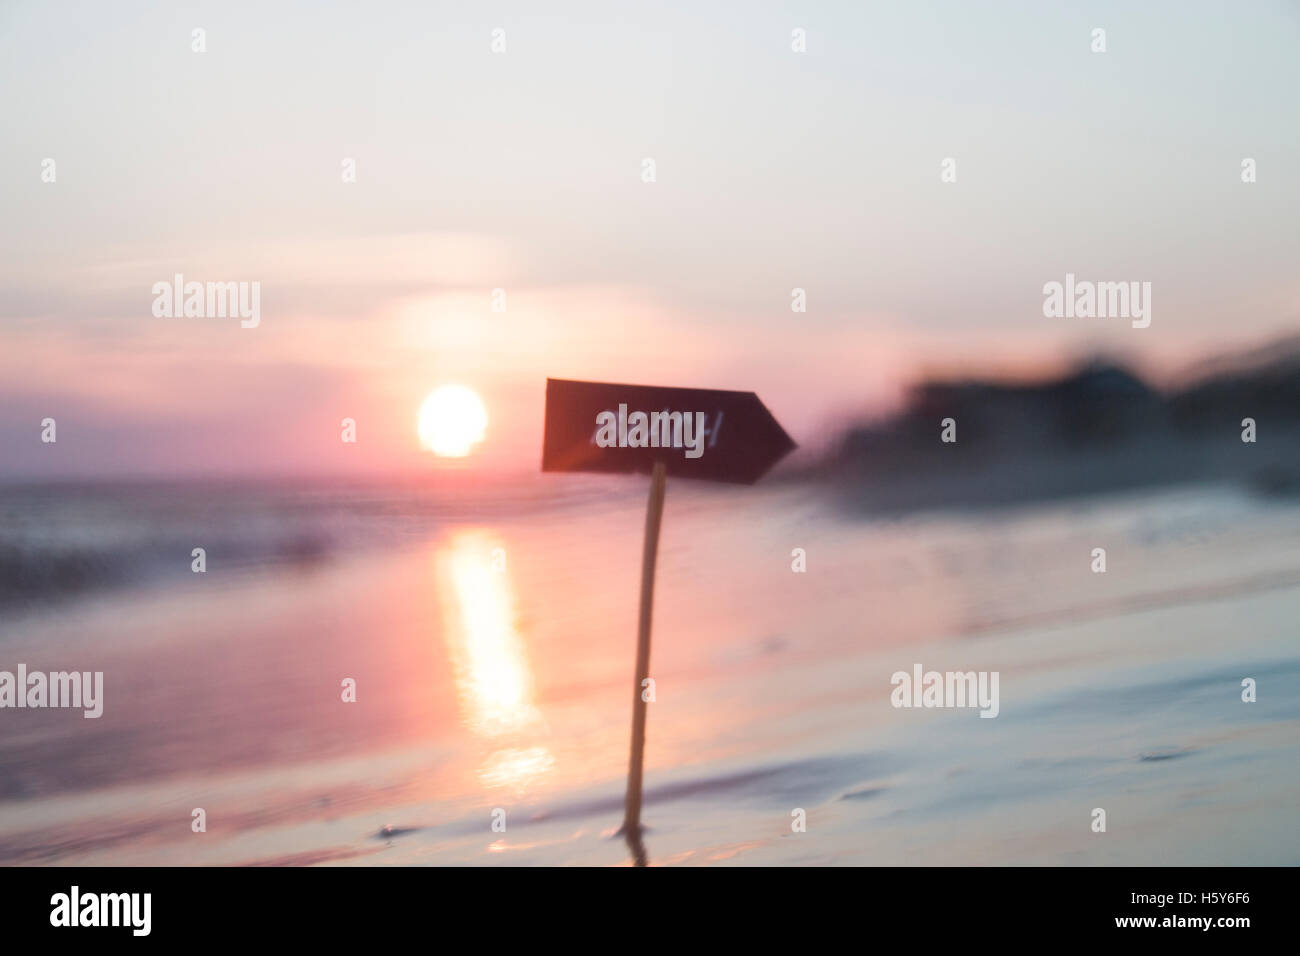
[
  {"x1": 0, "y1": 477, "x2": 638, "y2": 611},
  {"x1": 0, "y1": 530, "x2": 333, "y2": 610}
]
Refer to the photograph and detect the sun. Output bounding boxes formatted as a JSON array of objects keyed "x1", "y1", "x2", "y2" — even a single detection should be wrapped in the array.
[{"x1": 418, "y1": 385, "x2": 488, "y2": 458}]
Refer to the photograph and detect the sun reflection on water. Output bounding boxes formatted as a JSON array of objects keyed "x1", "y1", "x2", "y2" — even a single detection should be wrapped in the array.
[{"x1": 437, "y1": 530, "x2": 554, "y2": 792}]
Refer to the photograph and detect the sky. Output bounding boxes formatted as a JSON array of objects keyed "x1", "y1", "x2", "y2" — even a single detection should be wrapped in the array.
[{"x1": 1, "y1": 0, "x2": 1298, "y2": 479}]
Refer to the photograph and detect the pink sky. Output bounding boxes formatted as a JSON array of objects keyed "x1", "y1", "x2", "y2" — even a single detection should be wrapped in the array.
[{"x1": 3, "y1": 2, "x2": 1298, "y2": 479}]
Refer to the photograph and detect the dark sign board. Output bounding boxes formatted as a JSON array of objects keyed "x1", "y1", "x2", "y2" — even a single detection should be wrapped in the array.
[{"x1": 541, "y1": 378, "x2": 796, "y2": 484}]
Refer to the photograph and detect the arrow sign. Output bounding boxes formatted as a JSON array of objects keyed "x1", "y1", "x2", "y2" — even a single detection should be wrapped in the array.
[
  {"x1": 541, "y1": 377, "x2": 795, "y2": 865},
  {"x1": 542, "y1": 378, "x2": 796, "y2": 484}
]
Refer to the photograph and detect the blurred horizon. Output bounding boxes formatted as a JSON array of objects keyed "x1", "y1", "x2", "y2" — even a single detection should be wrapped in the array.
[{"x1": 3, "y1": 331, "x2": 1299, "y2": 485}]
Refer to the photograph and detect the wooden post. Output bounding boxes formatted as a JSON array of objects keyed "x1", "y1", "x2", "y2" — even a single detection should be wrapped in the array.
[{"x1": 623, "y1": 459, "x2": 666, "y2": 863}]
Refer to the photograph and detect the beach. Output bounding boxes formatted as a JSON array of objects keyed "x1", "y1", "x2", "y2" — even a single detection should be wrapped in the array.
[{"x1": 0, "y1": 479, "x2": 1296, "y2": 866}]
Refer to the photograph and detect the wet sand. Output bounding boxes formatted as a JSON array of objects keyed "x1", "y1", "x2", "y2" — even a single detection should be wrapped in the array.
[{"x1": 0, "y1": 482, "x2": 1296, "y2": 865}]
